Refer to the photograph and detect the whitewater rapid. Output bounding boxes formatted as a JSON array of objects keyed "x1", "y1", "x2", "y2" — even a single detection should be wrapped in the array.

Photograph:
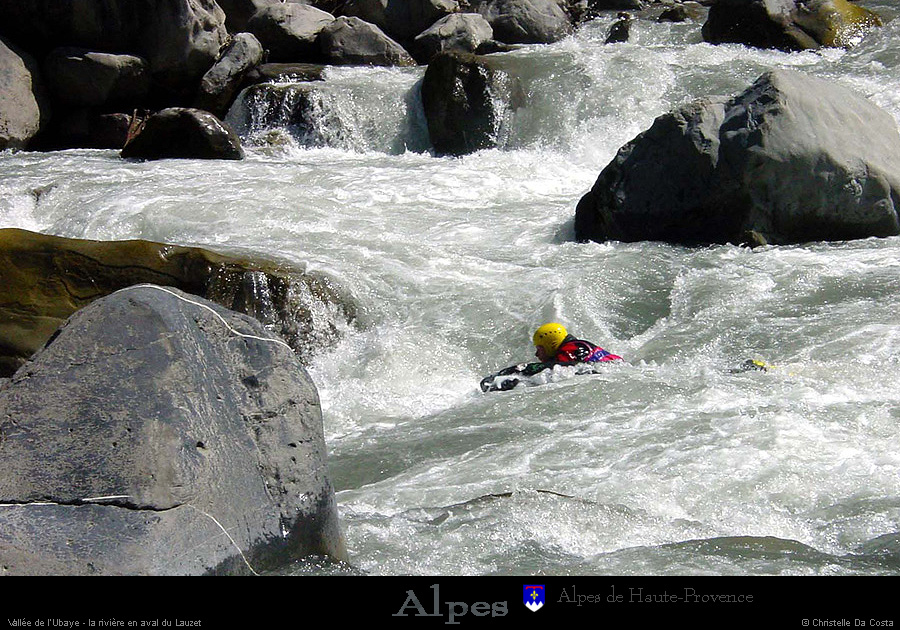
[{"x1": 2, "y1": 8, "x2": 900, "y2": 575}]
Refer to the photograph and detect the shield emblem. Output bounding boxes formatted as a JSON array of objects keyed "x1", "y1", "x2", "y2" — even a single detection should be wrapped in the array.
[{"x1": 524, "y1": 585, "x2": 545, "y2": 612}]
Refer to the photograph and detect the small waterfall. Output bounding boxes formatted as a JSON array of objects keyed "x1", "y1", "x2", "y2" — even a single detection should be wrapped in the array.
[
  {"x1": 204, "y1": 265, "x2": 360, "y2": 364},
  {"x1": 225, "y1": 67, "x2": 431, "y2": 154}
]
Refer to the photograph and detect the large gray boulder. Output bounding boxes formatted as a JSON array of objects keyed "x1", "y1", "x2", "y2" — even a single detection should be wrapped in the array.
[
  {"x1": 217, "y1": 0, "x2": 283, "y2": 33},
  {"x1": 0, "y1": 0, "x2": 229, "y2": 96},
  {"x1": 247, "y1": 3, "x2": 336, "y2": 62},
  {"x1": 42, "y1": 47, "x2": 151, "y2": 109},
  {"x1": 575, "y1": 69, "x2": 900, "y2": 246},
  {"x1": 0, "y1": 285, "x2": 347, "y2": 575},
  {"x1": 0, "y1": 38, "x2": 48, "y2": 151},
  {"x1": 411, "y1": 13, "x2": 496, "y2": 63},
  {"x1": 195, "y1": 32, "x2": 265, "y2": 118},
  {"x1": 469, "y1": 0, "x2": 574, "y2": 44},
  {"x1": 121, "y1": 107, "x2": 244, "y2": 160},
  {"x1": 340, "y1": 0, "x2": 459, "y2": 44},
  {"x1": 702, "y1": 0, "x2": 882, "y2": 50},
  {"x1": 317, "y1": 16, "x2": 417, "y2": 66}
]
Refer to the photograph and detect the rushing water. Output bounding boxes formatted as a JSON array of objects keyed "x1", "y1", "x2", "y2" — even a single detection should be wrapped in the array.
[{"x1": 3, "y1": 8, "x2": 900, "y2": 576}]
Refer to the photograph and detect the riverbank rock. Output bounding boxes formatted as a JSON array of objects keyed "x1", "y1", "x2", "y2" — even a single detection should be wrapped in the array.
[
  {"x1": 421, "y1": 50, "x2": 524, "y2": 155},
  {"x1": 702, "y1": 0, "x2": 882, "y2": 50},
  {"x1": 248, "y1": 3, "x2": 336, "y2": 62},
  {"x1": 121, "y1": 107, "x2": 244, "y2": 160},
  {"x1": 0, "y1": 0, "x2": 228, "y2": 98},
  {"x1": 195, "y1": 33, "x2": 265, "y2": 118},
  {"x1": 0, "y1": 285, "x2": 347, "y2": 575},
  {"x1": 317, "y1": 16, "x2": 417, "y2": 66},
  {"x1": 0, "y1": 38, "x2": 49, "y2": 151},
  {"x1": 469, "y1": 0, "x2": 574, "y2": 44},
  {"x1": 0, "y1": 228, "x2": 359, "y2": 377},
  {"x1": 574, "y1": 69, "x2": 900, "y2": 246}
]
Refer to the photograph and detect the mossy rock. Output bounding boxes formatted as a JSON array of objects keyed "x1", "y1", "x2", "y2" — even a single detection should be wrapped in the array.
[{"x1": 0, "y1": 228, "x2": 359, "y2": 376}]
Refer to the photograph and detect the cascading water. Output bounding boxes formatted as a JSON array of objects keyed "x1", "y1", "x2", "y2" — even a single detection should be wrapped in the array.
[{"x1": 3, "y1": 8, "x2": 900, "y2": 576}]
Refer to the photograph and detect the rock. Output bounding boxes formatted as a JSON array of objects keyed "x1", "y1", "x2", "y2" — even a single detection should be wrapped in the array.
[
  {"x1": 605, "y1": 13, "x2": 632, "y2": 43},
  {"x1": 0, "y1": 285, "x2": 347, "y2": 575},
  {"x1": 195, "y1": 33, "x2": 265, "y2": 118},
  {"x1": 421, "y1": 51, "x2": 522, "y2": 155},
  {"x1": 702, "y1": 0, "x2": 882, "y2": 51},
  {"x1": 247, "y1": 3, "x2": 336, "y2": 62},
  {"x1": 0, "y1": 38, "x2": 49, "y2": 151},
  {"x1": 658, "y1": 6, "x2": 689, "y2": 22},
  {"x1": 42, "y1": 48, "x2": 151, "y2": 109},
  {"x1": 217, "y1": 0, "x2": 283, "y2": 33},
  {"x1": 340, "y1": 0, "x2": 459, "y2": 45},
  {"x1": 410, "y1": 13, "x2": 496, "y2": 63},
  {"x1": 0, "y1": 0, "x2": 229, "y2": 98},
  {"x1": 317, "y1": 16, "x2": 417, "y2": 66},
  {"x1": 469, "y1": 0, "x2": 574, "y2": 44},
  {"x1": 121, "y1": 107, "x2": 244, "y2": 160},
  {"x1": 0, "y1": 228, "x2": 359, "y2": 377},
  {"x1": 35, "y1": 110, "x2": 133, "y2": 151},
  {"x1": 574, "y1": 69, "x2": 900, "y2": 246},
  {"x1": 241, "y1": 62, "x2": 327, "y2": 86}
]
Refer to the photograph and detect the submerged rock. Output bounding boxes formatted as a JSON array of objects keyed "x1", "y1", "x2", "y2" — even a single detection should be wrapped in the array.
[
  {"x1": 121, "y1": 107, "x2": 244, "y2": 160},
  {"x1": 0, "y1": 229, "x2": 359, "y2": 377},
  {"x1": 575, "y1": 69, "x2": 900, "y2": 246},
  {"x1": 0, "y1": 285, "x2": 347, "y2": 575},
  {"x1": 702, "y1": 0, "x2": 882, "y2": 50}
]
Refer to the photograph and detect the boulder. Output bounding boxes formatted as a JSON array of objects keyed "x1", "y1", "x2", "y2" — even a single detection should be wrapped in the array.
[
  {"x1": 217, "y1": 0, "x2": 283, "y2": 33},
  {"x1": 410, "y1": 13, "x2": 496, "y2": 63},
  {"x1": 339, "y1": 0, "x2": 459, "y2": 45},
  {"x1": 317, "y1": 16, "x2": 417, "y2": 66},
  {"x1": 0, "y1": 0, "x2": 229, "y2": 97},
  {"x1": 121, "y1": 107, "x2": 244, "y2": 160},
  {"x1": 0, "y1": 228, "x2": 359, "y2": 377},
  {"x1": 574, "y1": 69, "x2": 900, "y2": 246},
  {"x1": 702, "y1": 0, "x2": 882, "y2": 50},
  {"x1": 605, "y1": 13, "x2": 632, "y2": 43},
  {"x1": 421, "y1": 51, "x2": 522, "y2": 155},
  {"x1": 241, "y1": 62, "x2": 327, "y2": 86},
  {"x1": 0, "y1": 285, "x2": 347, "y2": 575},
  {"x1": 195, "y1": 32, "x2": 265, "y2": 118},
  {"x1": 35, "y1": 110, "x2": 133, "y2": 151},
  {"x1": 42, "y1": 48, "x2": 151, "y2": 109},
  {"x1": 247, "y1": 3, "x2": 336, "y2": 62},
  {"x1": 469, "y1": 0, "x2": 574, "y2": 44},
  {"x1": 0, "y1": 38, "x2": 49, "y2": 151}
]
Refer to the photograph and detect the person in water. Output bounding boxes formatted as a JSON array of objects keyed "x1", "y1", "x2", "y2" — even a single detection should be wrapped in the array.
[
  {"x1": 480, "y1": 322, "x2": 621, "y2": 391},
  {"x1": 532, "y1": 322, "x2": 622, "y2": 365}
]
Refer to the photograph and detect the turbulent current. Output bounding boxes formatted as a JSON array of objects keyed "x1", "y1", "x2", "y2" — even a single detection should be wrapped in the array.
[{"x1": 3, "y1": 9, "x2": 900, "y2": 576}]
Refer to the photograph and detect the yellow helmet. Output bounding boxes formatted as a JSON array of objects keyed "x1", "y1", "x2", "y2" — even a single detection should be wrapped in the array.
[{"x1": 533, "y1": 322, "x2": 568, "y2": 355}]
